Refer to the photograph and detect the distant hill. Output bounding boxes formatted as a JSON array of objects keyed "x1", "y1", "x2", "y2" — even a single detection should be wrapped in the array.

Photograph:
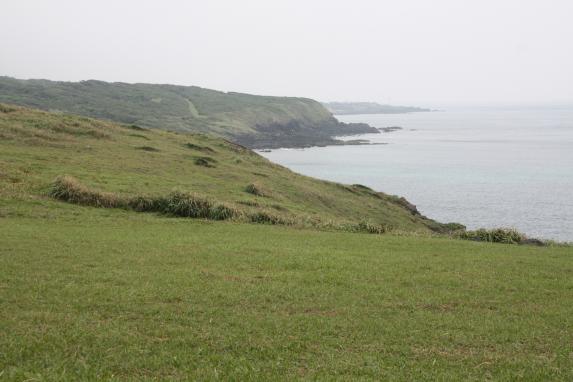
[
  {"x1": 0, "y1": 77, "x2": 377, "y2": 148},
  {"x1": 323, "y1": 102, "x2": 431, "y2": 115}
]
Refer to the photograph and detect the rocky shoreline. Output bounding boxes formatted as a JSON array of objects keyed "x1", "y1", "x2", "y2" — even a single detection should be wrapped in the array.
[{"x1": 235, "y1": 119, "x2": 380, "y2": 149}]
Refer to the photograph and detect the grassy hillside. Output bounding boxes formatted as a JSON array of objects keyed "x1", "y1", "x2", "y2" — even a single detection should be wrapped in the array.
[
  {"x1": 2, "y1": 104, "x2": 572, "y2": 380},
  {"x1": 0, "y1": 103, "x2": 449, "y2": 233},
  {"x1": 0, "y1": 77, "x2": 378, "y2": 148}
]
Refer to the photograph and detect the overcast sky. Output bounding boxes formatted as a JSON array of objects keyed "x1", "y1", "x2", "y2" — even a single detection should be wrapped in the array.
[{"x1": 1, "y1": 0, "x2": 572, "y2": 107}]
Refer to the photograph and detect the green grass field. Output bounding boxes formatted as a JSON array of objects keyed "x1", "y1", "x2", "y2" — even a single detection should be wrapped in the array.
[
  {"x1": 2, "y1": 202, "x2": 573, "y2": 380},
  {"x1": 1, "y1": 104, "x2": 573, "y2": 380}
]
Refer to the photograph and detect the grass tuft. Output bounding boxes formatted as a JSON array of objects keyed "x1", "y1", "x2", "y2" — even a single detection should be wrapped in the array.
[
  {"x1": 127, "y1": 195, "x2": 168, "y2": 212},
  {"x1": 194, "y1": 156, "x2": 217, "y2": 167},
  {"x1": 458, "y1": 228, "x2": 527, "y2": 244},
  {"x1": 48, "y1": 176, "x2": 125, "y2": 208},
  {"x1": 0, "y1": 104, "x2": 17, "y2": 113},
  {"x1": 137, "y1": 146, "x2": 160, "y2": 152},
  {"x1": 353, "y1": 220, "x2": 389, "y2": 234},
  {"x1": 184, "y1": 142, "x2": 215, "y2": 153},
  {"x1": 128, "y1": 133, "x2": 150, "y2": 140},
  {"x1": 248, "y1": 211, "x2": 292, "y2": 225},
  {"x1": 245, "y1": 182, "x2": 268, "y2": 197},
  {"x1": 125, "y1": 124, "x2": 146, "y2": 131}
]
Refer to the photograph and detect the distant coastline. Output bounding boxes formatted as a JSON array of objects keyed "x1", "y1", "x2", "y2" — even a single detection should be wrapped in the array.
[{"x1": 323, "y1": 101, "x2": 432, "y2": 115}]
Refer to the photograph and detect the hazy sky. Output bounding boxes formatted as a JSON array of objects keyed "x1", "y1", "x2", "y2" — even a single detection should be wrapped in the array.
[{"x1": 1, "y1": 0, "x2": 572, "y2": 107}]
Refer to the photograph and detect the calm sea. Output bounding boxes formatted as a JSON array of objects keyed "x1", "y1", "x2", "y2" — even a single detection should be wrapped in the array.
[{"x1": 261, "y1": 108, "x2": 573, "y2": 241}]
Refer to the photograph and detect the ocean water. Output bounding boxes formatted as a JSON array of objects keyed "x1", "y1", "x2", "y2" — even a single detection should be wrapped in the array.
[{"x1": 260, "y1": 108, "x2": 573, "y2": 242}]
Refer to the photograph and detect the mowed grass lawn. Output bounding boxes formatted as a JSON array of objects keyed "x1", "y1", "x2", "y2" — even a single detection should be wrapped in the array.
[{"x1": 1, "y1": 201, "x2": 572, "y2": 380}]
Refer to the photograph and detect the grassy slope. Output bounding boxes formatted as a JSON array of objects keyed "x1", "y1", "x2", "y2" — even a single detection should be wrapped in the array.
[
  {"x1": 1, "y1": 104, "x2": 572, "y2": 380},
  {"x1": 0, "y1": 103, "x2": 444, "y2": 232},
  {"x1": 0, "y1": 77, "x2": 377, "y2": 148}
]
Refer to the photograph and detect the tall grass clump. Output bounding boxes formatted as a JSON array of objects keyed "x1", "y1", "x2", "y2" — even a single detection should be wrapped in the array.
[
  {"x1": 245, "y1": 182, "x2": 268, "y2": 197},
  {"x1": 49, "y1": 176, "x2": 125, "y2": 208},
  {"x1": 163, "y1": 191, "x2": 212, "y2": 218},
  {"x1": 0, "y1": 104, "x2": 17, "y2": 113},
  {"x1": 209, "y1": 203, "x2": 239, "y2": 221},
  {"x1": 353, "y1": 220, "x2": 389, "y2": 234},
  {"x1": 194, "y1": 157, "x2": 216, "y2": 167},
  {"x1": 184, "y1": 143, "x2": 215, "y2": 153},
  {"x1": 248, "y1": 210, "x2": 292, "y2": 225},
  {"x1": 458, "y1": 228, "x2": 526, "y2": 244},
  {"x1": 137, "y1": 146, "x2": 160, "y2": 152},
  {"x1": 49, "y1": 177, "x2": 239, "y2": 221},
  {"x1": 163, "y1": 191, "x2": 239, "y2": 220},
  {"x1": 127, "y1": 195, "x2": 169, "y2": 212}
]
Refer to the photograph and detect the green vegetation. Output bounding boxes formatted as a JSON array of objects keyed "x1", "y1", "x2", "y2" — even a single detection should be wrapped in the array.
[
  {"x1": 458, "y1": 228, "x2": 526, "y2": 244},
  {"x1": 245, "y1": 182, "x2": 269, "y2": 197},
  {"x1": 1, "y1": 104, "x2": 572, "y2": 380},
  {"x1": 0, "y1": 77, "x2": 378, "y2": 148}
]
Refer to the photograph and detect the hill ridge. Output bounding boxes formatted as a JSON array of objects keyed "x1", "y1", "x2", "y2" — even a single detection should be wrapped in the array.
[{"x1": 0, "y1": 76, "x2": 378, "y2": 148}]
